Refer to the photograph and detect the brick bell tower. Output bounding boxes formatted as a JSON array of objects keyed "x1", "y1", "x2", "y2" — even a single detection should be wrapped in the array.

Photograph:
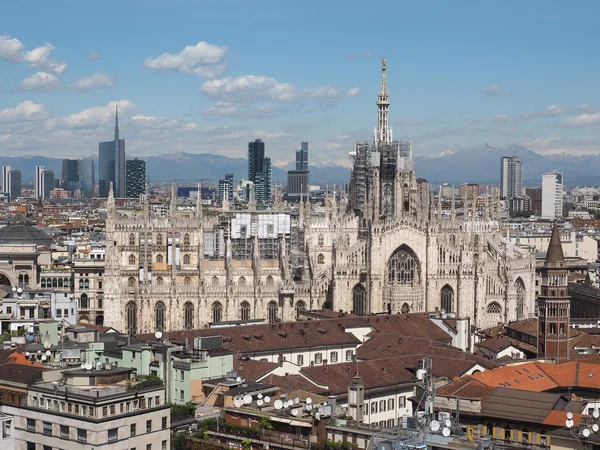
[{"x1": 537, "y1": 223, "x2": 570, "y2": 362}]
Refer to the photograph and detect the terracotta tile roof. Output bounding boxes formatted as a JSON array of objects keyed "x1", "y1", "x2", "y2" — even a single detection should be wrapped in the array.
[
  {"x1": 0, "y1": 360, "x2": 45, "y2": 385},
  {"x1": 75, "y1": 323, "x2": 116, "y2": 333},
  {"x1": 505, "y1": 318, "x2": 539, "y2": 337},
  {"x1": 436, "y1": 375, "x2": 496, "y2": 400},
  {"x1": 477, "y1": 338, "x2": 514, "y2": 353},
  {"x1": 261, "y1": 374, "x2": 320, "y2": 394},
  {"x1": 301, "y1": 359, "x2": 415, "y2": 395},
  {"x1": 544, "y1": 410, "x2": 582, "y2": 427},
  {"x1": 234, "y1": 359, "x2": 278, "y2": 382},
  {"x1": 360, "y1": 314, "x2": 452, "y2": 342},
  {"x1": 137, "y1": 319, "x2": 361, "y2": 354},
  {"x1": 356, "y1": 333, "x2": 453, "y2": 360}
]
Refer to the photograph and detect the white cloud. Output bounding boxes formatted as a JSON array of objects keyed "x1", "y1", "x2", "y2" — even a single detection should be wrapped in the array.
[
  {"x1": 17, "y1": 72, "x2": 63, "y2": 92},
  {"x1": 47, "y1": 100, "x2": 135, "y2": 130},
  {"x1": 492, "y1": 113, "x2": 515, "y2": 124},
  {"x1": 88, "y1": 51, "x2": 100, "y2": 62},
  {"x1": 0, "y1": 101, "x2": 48, "y2": 123},
  {"x1": 0, "y1": 35, "x2": 67, "y2": 75},
  {"x1": 560, "y1": 113, "x2": 600, "y2": 128},
  {"x1": 142, "y1": 41, "x2": 227, "y2": 78},
  {"x1": 346, "y1": 87, "x2": 360, "y2": 98},
  {"x1": 68, "y1": 72, "x2": 114, "y2": 91},
  {"x1": 201, "y1": 75, "x2": 351, "y2": 104},
  {"x1": 482, "y1": 85, "x2": 504, "y2": 96}
]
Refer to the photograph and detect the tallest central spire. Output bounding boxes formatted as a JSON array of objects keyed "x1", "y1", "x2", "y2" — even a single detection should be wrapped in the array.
[{"x1": 376, "y1": 57, "x2": 391, "y2": 143}]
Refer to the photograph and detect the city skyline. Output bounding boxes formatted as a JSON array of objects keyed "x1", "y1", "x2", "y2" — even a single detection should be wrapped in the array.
[{"x1": 0, "y1": 1, "x2": 598, "y2": 167}]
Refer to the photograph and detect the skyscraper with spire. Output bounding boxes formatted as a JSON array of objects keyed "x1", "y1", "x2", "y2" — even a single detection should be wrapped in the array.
[{"x1": 99, "y1": 105, "x2": 126, "y2": 198}]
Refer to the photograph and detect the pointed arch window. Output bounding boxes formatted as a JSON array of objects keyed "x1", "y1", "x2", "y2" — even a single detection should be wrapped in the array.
[
  {"x1": 184, "y1": 302, "x2": 194, "y2": 330},
  {"x1": 156, "y1": 254, "x2": 164, "y2": 264},
  {"x1": 401, "y1": 303, "x2": 410, "y2": 314},
  {"x1": 487, "y1": 302, "x2": 502, "y2": 314},
  {"x1": 128, "y1": 254, "x2": 136, "y2": 265},
  {"x1": 266, "y1": 276, "x2": 274, "y2": 288},
  {"x1": 184, "y1": 276, "x2": 191, "y2": 287},
  {"x1": 441, "y1": 285, "x2": 454, "y2": 313},
  {"x1": 353, "y1": 284, "x2": 366, "y2": 316},
  {"x1": 268, "y1": 301, "x2": 278, "y2": 323},
  {"x1": 240, "y1": 301, "x2": 250, "y2": 321},
  {"x1": 156, "y1": 277, "x2": 164, "y2": 286},
  {"x1": 126, "y1": 302, "x2": 136, "y2": 335},
  {"x1": 155, "y1": 302, "x2": 166, "y2": 331},
  {"x1": 128, "y1": 277, "x2": 136, "y2": 287},
  {"x1": 211, "y1": 276, "x2": 219, "y2": 287},
  {"x1": 80, "y1": 294, "x2": 88, "y2": 309},
  {"x1": 317, "y1": 253, "x2": 325, "y2": 265},
  {"x1": 183, "y1": 254, "x2": 190, "y2": 265},
  {"x1": 129, "y1": 233, "x2": 136, "y2": 246},
  {"x1": 212, "y1": 302, "x2": 223, "y2": 323},
  {"x1": 318, "y1": 234, "x2": 324, "y2": 246},
  {"x1": 183, "y1": 233, "x2": 190, "y2": 246},
  {"x1": 387, "y1": 245, "x2": 420, "y2": 284},
  {"x1": 238, "y1": 277, "x2": 246, "y2": 287},
  {"x1": 295, "y1": 300, "x2": 306, "y2": 318},
  {"x1": 515, "y1": 278, "x2": 526, "y2": 319},
  {"x1": 156, "y1": 234, "x2": 163, "y2": 246}
]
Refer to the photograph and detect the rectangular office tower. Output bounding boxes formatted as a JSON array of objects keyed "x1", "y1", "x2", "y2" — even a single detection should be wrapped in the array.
[
  {"x1": 61, "y1": 158, "x2": 95, "y2": 198},
  {"x1": 288, "y1": 142, "x2": 310, "y2": 200},
  {"x1": 247, "y1": 139, "x2": 272, "y2": 202},
  {"x1": 218, "y1": 173, "x2": 234, "y2": 205},
  {"x1": 42, "y1": 169, "x2": 55, "y2": 200},
  {"x1": 1, "y1": 166, "x2": 21, "y2": 201},
  {"x1": 500, "y1": 156, "x2": 523, "y2": 200},
  {"x1": 542, "y1": 171, "x2": 564, "y2": 219},
  {"x1": 34, "y1": 166, "x2": 44, "y2": 200},
  {"x1": 125, "y1": 158, "x2": 146, "y2": 198},
  {"x1": 99, "y1": 106, "x2": 126, "y2": 198}
]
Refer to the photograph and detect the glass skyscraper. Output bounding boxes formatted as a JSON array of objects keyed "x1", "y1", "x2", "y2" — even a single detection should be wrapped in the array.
[
  {"x1": 99, "y1": 106, "x2": 125, "y2": 198},
  {"x1": 247, "y1": 139, "x2": 272, "y2": 203}
]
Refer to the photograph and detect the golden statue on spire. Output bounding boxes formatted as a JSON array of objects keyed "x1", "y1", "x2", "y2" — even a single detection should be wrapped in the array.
[{"x1": 382, "y1": 57, "x2": 386, "y2": 71}]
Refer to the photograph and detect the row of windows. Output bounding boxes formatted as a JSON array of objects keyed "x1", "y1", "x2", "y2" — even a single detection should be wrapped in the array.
[
  {"x1": 126, "y1": 299, "x2": 307, "y2": 333},
  {"x1": 31, "y1": 396, "x2": 162, "y2": 418},
  {"x1": 129, "y1": 233, "x2": 192, "y2": 247},
  {"x1": 296, "y1": 350, "x2": 354, "y2": 366},
  {"x1": 367, "y1": 397, "x2": 407, "y2": 415},
  {"x1": 40, "y1": 277, "x2": 71, "y2": 288}
]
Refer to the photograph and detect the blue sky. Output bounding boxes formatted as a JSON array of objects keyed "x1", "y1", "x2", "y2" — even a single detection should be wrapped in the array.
[{"x1": 1, "y1": 0, "x2": 599, "y2": 166}]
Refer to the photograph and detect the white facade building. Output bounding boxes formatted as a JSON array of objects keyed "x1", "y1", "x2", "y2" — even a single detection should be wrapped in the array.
[
  {"x1": 542, "y1": 172, "x2": 564, "y2": 219},
  {"x1": 34, "y1": 166, "x2": 44, "y2": 200}
]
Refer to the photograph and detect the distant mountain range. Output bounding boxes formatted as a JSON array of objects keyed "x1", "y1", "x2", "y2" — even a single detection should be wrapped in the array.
[{"x1": 1, "y1": 145, "x2": 599, "y2": 186}]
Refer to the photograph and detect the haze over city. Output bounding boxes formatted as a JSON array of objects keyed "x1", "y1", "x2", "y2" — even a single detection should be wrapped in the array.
[{"x1": 1, "y1": 0, "x2": 599, "y2": 168}]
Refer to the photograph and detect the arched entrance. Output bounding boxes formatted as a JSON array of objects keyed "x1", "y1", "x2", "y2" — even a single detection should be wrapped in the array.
[
  {"x1": 0, "y1": 272, "x2": 11, "y2": 288},
  {"x1": 383, "y1": 244, "x2": 423, "y2": 313}
]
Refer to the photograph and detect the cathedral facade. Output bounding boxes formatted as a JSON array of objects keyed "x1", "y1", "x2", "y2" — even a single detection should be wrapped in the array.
[{"x1": 103, "y1": 60, "x2": 535, "y2": 334}]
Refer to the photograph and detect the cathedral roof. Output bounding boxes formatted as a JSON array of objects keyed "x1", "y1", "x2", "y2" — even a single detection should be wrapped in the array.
[{"x1": 544, "y1": 223, "x2": 565, "y2": 268}]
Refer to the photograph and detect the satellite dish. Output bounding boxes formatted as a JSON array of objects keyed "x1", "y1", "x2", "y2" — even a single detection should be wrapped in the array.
[
  {"x1": 155, "y1": 331, "x2": 163, "y2": 340},
  {"x1": 25, "y1": 352, "x2": 30, "y2": 357},
  {"x1": 257, "y1": 399, "x2": 264, "y2": 407},
  {"x1": 257, "y1": 393, "x2": 263, "y2": 399},
  {"x1": 80, "y1": 363, "x2": 85, "y2": 369},
  {"x1": 291, "y1": 409, "x2": 299, "y2": 417},
  {"x1": 234, "y1": 399, "x2": 241, "y2": 408},
  {"x1": 43, "y1": 341, "x2": 51, "y2": 349},
  {"x1": 11, "y1": 287, "x2": 16, "y2": 292},
  {"x1": 84, "y1": 361, "x2": 93, "y2": 370},
  {"x1": 592, "y1": 423, "x2": 599, "y2": 433},
  {"x1": 243, "y1": 394, "x2": 252, "y2": 405},
  {"x1": 17, "y1": 288, "x2": 22, "y2": 294},
  {"x1": 567, "y1": 412, "x2": 574, "y2": 420},
  {"x1": 430, "y1": 420, "x2": 440, "y2": 432},
  {"x1": 45, "y1": 350, "x2": 51, "y2": 356},
  {"x1": 306, "y1": 404, "x2": 312, "y2": 411},
  {"x1": 442, "y1": 427, "x2": 451, "y2": 437},
  {"x1": 306, "y1": 397, "x2": 312, "y2": 405},
  {"x1": 264, "y1": 396, "x2": 271, "y2": 404},
  {"x1": 582, "y1": 428, "x2": 591, "y2": 438},
  {"x1": 294, "y1": 397, "x2": 300, "y2": 405},
  {"x1": 444, "y1": 419, "x2": 452, "y2": 428},
  {"x1": 594, "y1": 410, "x2": 600, "y2": 419},
  {"x1": 236, "y1": 377, "x2": 242, "y2": 382},
  {"x1": 274, "y1": 400, "x2": 283, "y2": 410},
  {"x1": 41, "y1": 355, "x2": 47, "y2": 361},
  {"x1": 566, "y1": 419, "x2": 574, "y2": 428}
]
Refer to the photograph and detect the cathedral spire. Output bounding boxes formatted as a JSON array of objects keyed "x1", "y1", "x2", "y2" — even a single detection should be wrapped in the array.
[
  {"x1": 545, "y1": 223, "x2": 565, "y2": 268},
  {"x1": 376, "y1": 57, "x2": 391, "y2": 144},
  {"x1": 196, "y1": 182, "x2": 203, "y2": 221}
]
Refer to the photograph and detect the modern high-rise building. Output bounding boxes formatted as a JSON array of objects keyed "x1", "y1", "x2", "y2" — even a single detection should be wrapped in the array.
[
  {"x1": 218, "y1": 173, "x2": 234, "y2": 206},
  {"x1": 1, "y1": 166, "x2": 11, "y2": 195},
  {"x1": 34, "y1": 166, "x2": 45, "y2": 200},
  {"x1": 287, "y1": 142, "x2": 310, "y2": 201},
  {"x1": 247, "y1": 139, "x2": 272, "y2": 202},
  {"x1": 77, "y1": 158, "x2": 95, "y2": 198},
  {"x1": 99, "y1": 106, "x2": 126, "y2": 198},
  {"x1": 500, "y1": 156, "x2": 523, "y2": 199},
  {"x1": 125, "y1": 158, "x2": 146, "y2": 198},
  {"x1": 42, "y1": 169, "x2": 55, "y2": 200},
  {"x1": 61, "y1": 158, "x2": 95, "y2": 198},
  {"x1": 9, "y1": 169, "x2": 21, "y2": 200},
  {"x1": 542, "y1": 171, "x2": 564, "y2": 219}
]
